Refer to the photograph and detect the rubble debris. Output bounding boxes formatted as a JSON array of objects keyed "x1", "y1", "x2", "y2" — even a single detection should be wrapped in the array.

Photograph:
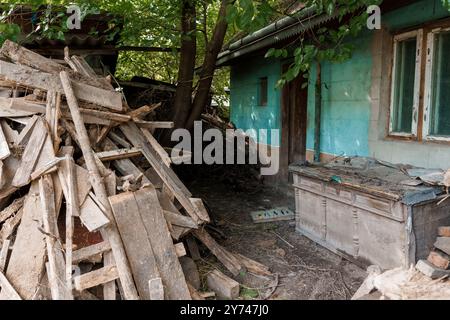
[
  {"x1": 0, "y1": 41, "x2": 270, "y2": 300},
  {"x1": 250, "y1": 207, "x2": 294, "y2": 224}
]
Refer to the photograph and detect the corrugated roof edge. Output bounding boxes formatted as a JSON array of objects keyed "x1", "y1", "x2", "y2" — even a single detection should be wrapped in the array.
[{"x1": 217, "y1": 4, "x2": 364, "y2": 66}]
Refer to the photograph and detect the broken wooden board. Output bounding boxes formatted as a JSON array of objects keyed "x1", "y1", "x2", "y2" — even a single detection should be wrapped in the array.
[
  {"x1": 74, "y1": 265, "x2": 119, "y2": 292},
  {"x1": 0, "y1": 97, "x2": 35, "y2": 117},
  {"x1": 0, "y1": 182, "x2": 46, "y2": 300},
  {"x1": 193, "y1": 229, "x2": 244, "y2": 277},
  {"x1": 109, "y1": 191, "x2": 160, "y2": 300},
  {"x1": 134, "y1": 187, "x2": 191, "y2": 300},
  {"x1": 0, "y1": 239, "x2": 10, "y2": 272},
  {"x1": 0, "y1": 60, "x2": 123, "y2": 111},
  {"x1": 39, "y1": 175, "x2": 73, "y2": 300},
  {"x1": 0, "y1": 122, "x2": 10, "y2": 160},
  {"x1": 206, "y1": 269, "x2": 240, "y2": 300},
  {"x1": 72, "y1": 241, "x2": 111, "y2": 265},
  {"x1": 11, "y1": 117, "x2": 47, "y2": 187},
  {"x1": 435, "y1": 237, "x2": 450, "y2": 256},
  {"x1": 79, "y1": 194, "x2": 110, "y2": 232},
  {"x1": 0, "y1": 270, "x2": 22, "y2": 300}
]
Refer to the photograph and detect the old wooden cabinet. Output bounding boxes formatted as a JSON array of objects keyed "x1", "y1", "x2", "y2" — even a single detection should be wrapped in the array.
[{"x1": 290, "y1": 163, "x2": 450, "y2": 270}]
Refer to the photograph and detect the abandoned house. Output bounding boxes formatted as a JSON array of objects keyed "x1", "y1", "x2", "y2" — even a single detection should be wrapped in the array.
[{"x1": 218, "y1": 0, "x2": 450, "y2": 271}]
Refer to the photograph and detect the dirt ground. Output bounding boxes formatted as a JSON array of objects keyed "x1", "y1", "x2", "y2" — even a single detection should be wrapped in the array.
[{"x1": 186, "y1": 172, "x2": 367, "y2": 300}]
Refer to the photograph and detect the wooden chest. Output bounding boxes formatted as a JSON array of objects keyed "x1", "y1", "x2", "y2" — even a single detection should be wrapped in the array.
[{"x1": 291, "y1": 167, "x2": 450, "y2": 270}]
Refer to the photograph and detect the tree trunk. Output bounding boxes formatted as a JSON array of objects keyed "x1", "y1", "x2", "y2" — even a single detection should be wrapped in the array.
[
  {"x1": 172, "y1": 0, "x2": 197, "y2": 129},
  {"x1": 184, "y1": 0, "x2": 230, "y2": 130}
]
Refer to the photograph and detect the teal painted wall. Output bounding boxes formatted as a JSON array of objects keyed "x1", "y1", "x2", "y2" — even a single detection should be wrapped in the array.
[
  {"x1": 306, "y1": 34, "x2": 373, "y2": 157},
  {"x1": 230, "y1": 56, "x2": 281, "y2": 146},
  {"x1": 229, "y1": 0, "x2": 450, "y2": 154},
  {"x1": 384, "y1": 0, "x2": 450, "y2": 30}
]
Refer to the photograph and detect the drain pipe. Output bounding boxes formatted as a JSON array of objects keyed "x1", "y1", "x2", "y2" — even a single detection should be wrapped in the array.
[{"x1": 314, "y1": 61, "x2": 322, "y2": 163}]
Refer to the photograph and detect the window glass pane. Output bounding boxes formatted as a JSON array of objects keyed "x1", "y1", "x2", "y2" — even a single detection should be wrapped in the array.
[
  {"x1": 430, "y1": 32, "x2": 450, "y2": 136},
  {"x1": 392, "y1": 37, "x2": 417, "y2": 133}
]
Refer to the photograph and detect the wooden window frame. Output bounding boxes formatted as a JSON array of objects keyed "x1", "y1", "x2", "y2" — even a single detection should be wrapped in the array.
[
  {"x1": 388, "y1": 29, "x2": 423, "y2": 138},
  {"x1": 423, "y1": 26, "x2": 450, "y2": 142}
]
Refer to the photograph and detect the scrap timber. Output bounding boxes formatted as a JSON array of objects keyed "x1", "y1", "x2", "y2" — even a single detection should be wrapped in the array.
[{"x1": 0, "y1": 40, "x2": 270, "y2": 300}]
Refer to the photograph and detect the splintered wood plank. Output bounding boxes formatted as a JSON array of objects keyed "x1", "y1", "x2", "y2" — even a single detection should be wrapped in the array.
[
  {"x1": 1, "y1": 40, "x2": 70, "y2": 74},
  {"x1": 102, "y1": 138, "x2": 150, "y2": 185},
  {"x1": 0, "y1": 123, "x2": 10, "y2": 160},
  {"x1": 109, "y1": 192, "x2": 160, "y2": 300},
  {"x1": 0, "y1": 182, "x2": 45, "y2": 300},
  {"x1": 0, "y1": 197, "x2": 24, "y2": 224},
  {"x1": 96, "y1": 147, "x2": 142, "y2": 162},
  {"x1": 140, "y1": 128, "x2": 171, "y2": 166},
  {"x1": 74, "y1": 265, "x2": 119, "y2": 291},
  {"x1": 0, "y1": 270, "x2": 22, "y2": 300},
  {"x1": 59, "y1": 156, "x2": 79, "y2": 291},
  {"x1": 120, "y1": 123, "x2": 203, "y2": 224},
  {"x1": 11, "y1": 118, "x2": 47, "y2": 187},
  {"x1": 193, "y1": 229, "x2": 244, "y2": 276},
  {"x1": 70, "y1": 55, "x2": 114, "y2": 90},
  {"x1": 72, "y1": 241, "x2": 111, "y2": 264},
  {"x1": 0, "y1": 97, "x2": 35, "y2": 117},
  {"x1": 0, "y1": 239, "x2": 10, "y2": 272},
  {"x1": 163, "y1": 210, "x2": 198, "y2": 229},
  {"x1": 148, "y1": 278, "x2": 164, "y2": 300},
  {"x1": 0, "y1": 60, "x2": 123, "y2": 111},
  {"x1": 15, "y1": 115, "x2": 38, "y2": 146},
  {"x1": 79, "y1": 194, "x2": 110, "y2": 232},
  {"x1": 206, "y1": 269, "x2": 240, "y2": 300},
  {"x1": 190, "y1": 198, "x2": 210, "y2": 223},
  {"x1": 0, "y1": 120, "x2": 19, "y2": 144},
  {"x1": 39, "y1": 175, "x2": 73, "y2": 300},
  {"x1": 134, "y1": 187, "x2": 191, "y2": 300}
]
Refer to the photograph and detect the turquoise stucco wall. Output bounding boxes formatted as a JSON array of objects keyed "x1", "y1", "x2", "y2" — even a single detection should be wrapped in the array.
[
  {"x1": 229, "y1": 0, "x2": 450, "y2": 155},
  {"x1": 306, "y1": 34, "x2": 373, "y2": 157},
  {"x1": 384, "y1": 0, "x2": 450, "y2": 30},
  {"x1": 230, "y1": 56, "x2": 281, "y2": 146}
]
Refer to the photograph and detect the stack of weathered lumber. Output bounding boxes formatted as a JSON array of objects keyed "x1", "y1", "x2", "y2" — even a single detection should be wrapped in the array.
[
  {"x1": 416, "y1": 226, "x2": 450, "y2": 280},
  {"x1": 0, "y1": 40, "x2": 270, "y2": 300}
]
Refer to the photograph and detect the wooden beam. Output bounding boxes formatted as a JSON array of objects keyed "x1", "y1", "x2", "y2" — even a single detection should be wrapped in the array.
[
  {"x1": 109, "y1": 191, "x2": 160, "y2": 300},
  {"x1": 135, "y1": 120, "x2": 174, "y2": 130},
  {"x1": 96, "y1": 148, "x2": 142, "y2": 162},
  {"x1": 134, "y1": 187, "x2": 191, "y2": 300},
  {"x1": 0, "y1": 123, "x2": 10, "y2": 160},
  {"x1": 0, "y1": 60, "x2": 123, "y2": 111},
  {"x1": 60, "y1": 71, "x2": 138, "y2": 300},
  {"x1": 72, "y1": 241, "x2": 111, "y2": 265},
  {"x1": 74, "y1": 265, "x2": 119, "y2": 291},
  {"x1": 39, "y1": 175, "x2": 73, "y2": 300},
  {"x1": 193, "y1": 229, "x2": 244, "y2": 276},
  {"x1": 0, "y1": 239, "x2": 10, "y2": 272},
  {"x1": 206, "y1": 269, "x2": 240, "y2": 299},
  {"x1": 0, "y1": 270, "x2": 22, "y2": 300},
  {"x1": 12, "y1": 118, "x2": 47, "y2": 187},
  {"x1": 0, "y1": 40, "x2": 112, "y2": 90}
]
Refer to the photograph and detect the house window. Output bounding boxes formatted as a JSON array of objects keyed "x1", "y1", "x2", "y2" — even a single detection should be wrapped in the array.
[
  {"x1": 425, "y1": 29, "x2": 450, "y2": 138},
  {"x1": 389, "y1": 30, "x2": 422, "y2": 136},
  {"x1": 259, "y1": 77, "x2": 268, "y2": 106}
]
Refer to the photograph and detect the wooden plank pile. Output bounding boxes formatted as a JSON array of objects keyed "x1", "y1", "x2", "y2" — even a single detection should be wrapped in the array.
[
  {"x1": 416, "y1": 226, "x2": 450, "y2": 279},
  {"x1": 0, "y1": 40, "x2": 270, "y2": 300}
]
